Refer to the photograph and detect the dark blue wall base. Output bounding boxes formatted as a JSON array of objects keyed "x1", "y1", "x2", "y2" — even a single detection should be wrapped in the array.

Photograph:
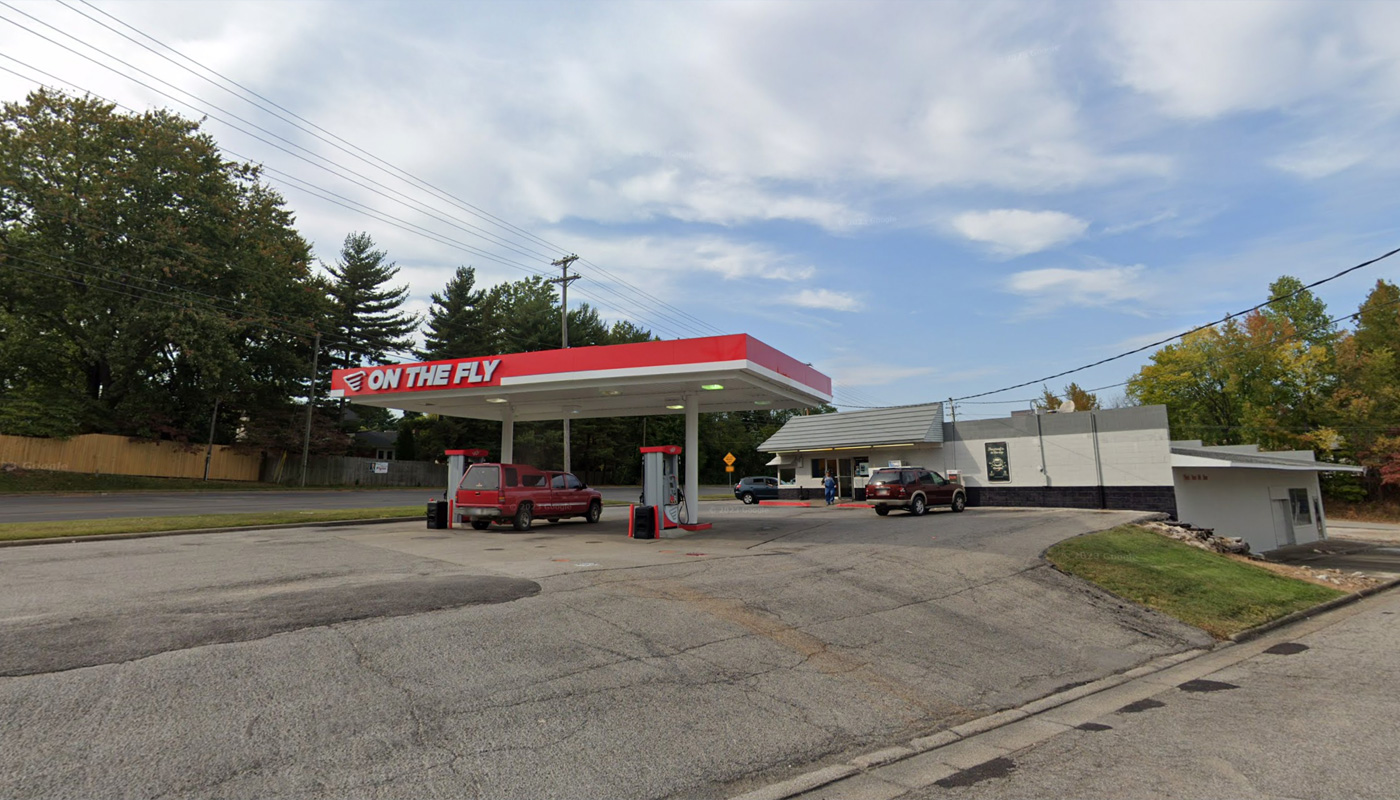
[
  {"x1": 777, "y1": 485, "x2": 1176, "y2": 516},
  {"x1": 964, "y1": 485, "x2": 1177, "y2": 517}
]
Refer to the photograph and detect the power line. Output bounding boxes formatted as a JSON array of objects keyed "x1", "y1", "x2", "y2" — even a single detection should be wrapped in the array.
[
  {"x1": 950, "y1": 245, "x2": 1400, "y2": 402},
  {"x1": 38, "y1": 1, "x2": 740, "y2": 343},
  {"x1": 67, "y1": 0, "x2": 576, "y2": 261},
  {"x1": 0, "y1": 53, "x2": 701, "y2": 345}
]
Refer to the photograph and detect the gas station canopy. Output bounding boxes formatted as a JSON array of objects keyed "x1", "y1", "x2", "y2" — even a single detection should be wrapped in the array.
[
  {"x1": 328, "y1": 334, "x2": 831, "y2": 528},
  {"x1": 327, "y1": 334, "x2": 832, "y2": 419}
]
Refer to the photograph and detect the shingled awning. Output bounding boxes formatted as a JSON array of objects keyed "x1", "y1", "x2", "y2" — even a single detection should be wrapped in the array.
[{"x1": 759, "y1": 402, "x2": 944, "y2": 452}]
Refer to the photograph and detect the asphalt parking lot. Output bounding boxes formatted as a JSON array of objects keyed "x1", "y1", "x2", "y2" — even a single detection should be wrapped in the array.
[
  {"x1": 0, "y1": 504, "x2": 1210, "y2": 799},
  {"x1": 0, "y1": 485, "x2": 729, "y2": 522}
]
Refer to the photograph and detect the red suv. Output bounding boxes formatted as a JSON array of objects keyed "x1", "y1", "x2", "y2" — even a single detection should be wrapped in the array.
[
  {"x1": 864, "y1": 467, "x2": 966, "y2": 516},
  {"x1": 455, "y1": 463, "x2": 603, "y2": 531}
]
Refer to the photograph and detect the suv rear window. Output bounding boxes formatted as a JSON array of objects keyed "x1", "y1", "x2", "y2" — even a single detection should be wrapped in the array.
[
  {"x1": 868, "y1": 469, "x2": 903, "y2": 484},
  {"x1": 462, "y1": 465, "x2": 499, "y2": 490}
]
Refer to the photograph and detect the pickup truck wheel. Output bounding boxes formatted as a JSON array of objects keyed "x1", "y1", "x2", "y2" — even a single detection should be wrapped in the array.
[
  {"x1": 909, "y1": 495, "x2": 927, "y2": 516},
  {"x1": 951, "y1": 493, "x2": 966, "y2": 512},
  {"x1": 512, "y1": 503, "x2": 533, "y2": 531},
  {"x1": 740, "y1": 492, "x2": 755, "y2": 504},
  {"x1": 874, "y1": 506, "x2": 889, "y2": 516},
  {"x1": 585, "y1": 500, "x2": 602, "y2": 523}
]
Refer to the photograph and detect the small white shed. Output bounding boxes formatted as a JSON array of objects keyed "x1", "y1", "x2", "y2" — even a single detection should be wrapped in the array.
[{"x1": 1171, "y1": 441, "x2": 1366, "y2": 554}]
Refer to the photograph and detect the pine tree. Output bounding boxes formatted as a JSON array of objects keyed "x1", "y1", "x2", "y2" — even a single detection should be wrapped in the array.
[
  {"x1": 324, "y1": 232, "x2": 418, "y2": 370},
  {"x1": 419, "y1": 265, "x2": 489, "y2": 360}
]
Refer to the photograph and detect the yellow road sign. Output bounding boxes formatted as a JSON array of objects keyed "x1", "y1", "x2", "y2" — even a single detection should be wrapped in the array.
[
  {"x1": 723, "y1": 452, "x2": 736, "y2": 465},
  {"x1": 725, "y1": 465, "x2": 735, "y2": 473}
]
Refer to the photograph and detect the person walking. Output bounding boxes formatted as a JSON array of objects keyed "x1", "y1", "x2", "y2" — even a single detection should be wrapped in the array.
[{"x1": 823, "y1": 470, "x2": 837, "y2": 506}]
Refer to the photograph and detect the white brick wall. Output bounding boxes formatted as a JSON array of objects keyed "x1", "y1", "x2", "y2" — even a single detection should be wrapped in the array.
[
  {"x1": 942, "y1": 416, "x2": 1172, "y2": 488},
  {"x1": 769, "y1": 406, "x2": 1174, "y2": 491}
]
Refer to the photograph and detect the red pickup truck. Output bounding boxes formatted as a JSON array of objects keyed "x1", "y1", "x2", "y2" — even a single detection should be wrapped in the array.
[{"x1": 455, "y1": 462, "x2": 603, "y2": 531}]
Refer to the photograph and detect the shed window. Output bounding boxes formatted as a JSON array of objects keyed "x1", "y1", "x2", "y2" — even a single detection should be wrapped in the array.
[{"x1": 1289, "y1": 488, "x2": 1312, "y2": 525}]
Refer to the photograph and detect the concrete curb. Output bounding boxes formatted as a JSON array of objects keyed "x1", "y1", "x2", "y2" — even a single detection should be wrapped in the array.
[
  {"x1": 725, "y1": 579, "x2": 1399, "y2": 800},
  {"x1": 1229, "y1": 575, "x2": 1400, "y2": 643},
  {"x1": 0, "y1": 515, "x2": 421, "y2": 548},
  {"x1": 725, "y1": 646, "x2": 1205, "y2": 800}
]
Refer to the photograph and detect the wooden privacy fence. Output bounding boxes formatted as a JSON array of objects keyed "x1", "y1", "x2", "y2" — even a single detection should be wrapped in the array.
[
  {"x1": 0, "y1": 433, "x2": 262, "y2": 481},
  {"x1": 262, "y1": 454, "x2": 447, "y2": 488}
]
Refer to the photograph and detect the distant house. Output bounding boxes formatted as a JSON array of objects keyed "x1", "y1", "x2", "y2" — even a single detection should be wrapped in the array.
[{"x1": 352, "y1": 430, "x2": 398, "y2": 461}]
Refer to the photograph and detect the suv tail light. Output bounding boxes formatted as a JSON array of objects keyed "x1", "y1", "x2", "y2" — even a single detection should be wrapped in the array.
[{"x1": 498, "y1": 491, "x2": 506, "y2": 503}]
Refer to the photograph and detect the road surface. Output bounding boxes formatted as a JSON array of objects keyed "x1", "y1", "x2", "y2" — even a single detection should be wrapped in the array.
[
  {"x1": 0, "y1": 485, "x2": 732, "y2": 523},
  {"x1": 0, "y1": 505, "x2": 1206, "y2": 799}
]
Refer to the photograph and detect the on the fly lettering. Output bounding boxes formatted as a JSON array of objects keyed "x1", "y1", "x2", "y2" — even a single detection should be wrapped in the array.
[{"x1": 391, "y1": 359, "x2": 501, "y2": 389}]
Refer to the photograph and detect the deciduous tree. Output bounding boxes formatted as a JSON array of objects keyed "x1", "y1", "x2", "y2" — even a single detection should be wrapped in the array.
[{"x1": 0, "y1": 90, "x2": 320, "y2": 441}]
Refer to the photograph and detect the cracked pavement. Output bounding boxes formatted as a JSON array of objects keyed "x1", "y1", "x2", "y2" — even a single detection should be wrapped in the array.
[{"x1": 0, "y1": 505, "x2": 1210, "y2": 799}]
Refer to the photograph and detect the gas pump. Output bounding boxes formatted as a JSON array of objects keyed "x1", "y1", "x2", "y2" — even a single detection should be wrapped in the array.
[
  {"x1": 634, "y1": 445, "x2": 684, "y2": 536},
  {"x1": 443, "y1": 448, "x2": 489, "y2": 528}
]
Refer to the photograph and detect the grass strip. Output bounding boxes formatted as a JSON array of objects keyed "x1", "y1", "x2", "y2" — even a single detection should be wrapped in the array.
[
  {"x1": 0, "y1": 506, "x2": 424, "y2": 541},
  {"x1": 1047, "y1": 525, "x2": 1345, "y2": 639}
]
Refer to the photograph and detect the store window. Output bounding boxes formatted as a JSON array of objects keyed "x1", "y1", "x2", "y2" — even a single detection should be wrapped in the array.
[{"x1": 1289, "y1": 488, "x2": 1312, "y2": 525}]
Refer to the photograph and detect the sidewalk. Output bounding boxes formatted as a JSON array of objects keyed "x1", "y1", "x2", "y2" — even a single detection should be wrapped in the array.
[{"x1": 732, "y1": 586, "x2": 1400, "y2": 800}]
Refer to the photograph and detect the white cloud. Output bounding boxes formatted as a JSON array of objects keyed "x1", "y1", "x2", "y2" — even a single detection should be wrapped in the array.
[
  {"x1": 550, "y1": 233, "x2": 815, "y2": 283},
  {"x1": 1003, "y1": 264, "x2": 1155, "y2": 313},
  {"x1": 784, "y1": 289, "x2": 864, "y2": 313},
  {"x1": 0, "y1": 1, "x2": 1179, "y2": 240},
  {"x1": 1103, "y1": 0, "x2": 1400, "y2": 119},
  {"x1": 952, "y1": 209, "x2": 1089, "y2": 256},
  {"x1": 1102, "y1": 210, "x2": 1178, "y2": 236},
  {"x1": 1271, "y1": 136, "x2": 1374, "y2": 179},
  {"x1": 827, "y1": 361, "x2": 936, "y2": 388}
]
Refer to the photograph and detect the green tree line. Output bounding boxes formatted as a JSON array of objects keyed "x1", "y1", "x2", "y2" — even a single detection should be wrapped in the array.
[
  {"x1": 0, "y1": 90, "x2": 798, "y2": 480},
  {"x1": 1127, "y1": 276, "x2": 1400, "y2": 501}
]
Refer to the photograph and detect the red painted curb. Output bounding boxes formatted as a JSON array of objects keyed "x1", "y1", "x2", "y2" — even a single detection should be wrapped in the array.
[
  {"x1": 835, "y1": 503, "x2": 872, "y2": 509},
  {"x1": 679, "y1": 523, "x2": 713, "y2": 531},
  {"x1": 759, "y1": 500, "x2": 812, "y2": 507}
]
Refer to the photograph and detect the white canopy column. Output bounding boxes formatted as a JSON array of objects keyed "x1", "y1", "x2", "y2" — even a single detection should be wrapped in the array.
[
  {"x1": 500, "y1": 405, "x2": 514, "y2": 463},
  {"x1": 685, "y1": 393, "x2": 698, "y2": 525}
]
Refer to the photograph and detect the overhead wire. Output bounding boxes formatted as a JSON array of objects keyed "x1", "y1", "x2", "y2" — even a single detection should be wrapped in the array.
[
  {"x1": 66, "y1": 0, "x2": 576, "y2": 261},
  {"x1": 0, "y1": 53, "x2": 699, "y2": 346},
  {"x1": 944, "y1": 293, "x2": 1400, "y2": 420},
  {"x1": 35, "y1": 1, "x2": 741, "y2": 342},
  {"x1": 948, "y1": 245, "x2": 1400, "y2": 403},
  {"x1": 0, "y1": 7, "x2": 716, "y2": 345}
]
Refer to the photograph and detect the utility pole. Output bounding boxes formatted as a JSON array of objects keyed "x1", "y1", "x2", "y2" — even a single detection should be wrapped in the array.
[
  {"x1": 547, "y1": 254, "x2": 581, "y2": 347},
  {"x1": 300, "y1": 333, "x2": 320, "y2": 488},
  {"x1": 548, "y1": 255, "x2": 580, "y2": 474},
  {"x1": 202, "y1": 396, "x2": 221, "y2": 481},
  {"x1": 947, "y1": 397, "x2": 957, "y2": 475}
]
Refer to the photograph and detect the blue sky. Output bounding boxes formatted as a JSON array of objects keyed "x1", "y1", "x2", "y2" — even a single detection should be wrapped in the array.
[{"x1": 3, "y1": 0, "x2": 1398, "y2": 416}]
